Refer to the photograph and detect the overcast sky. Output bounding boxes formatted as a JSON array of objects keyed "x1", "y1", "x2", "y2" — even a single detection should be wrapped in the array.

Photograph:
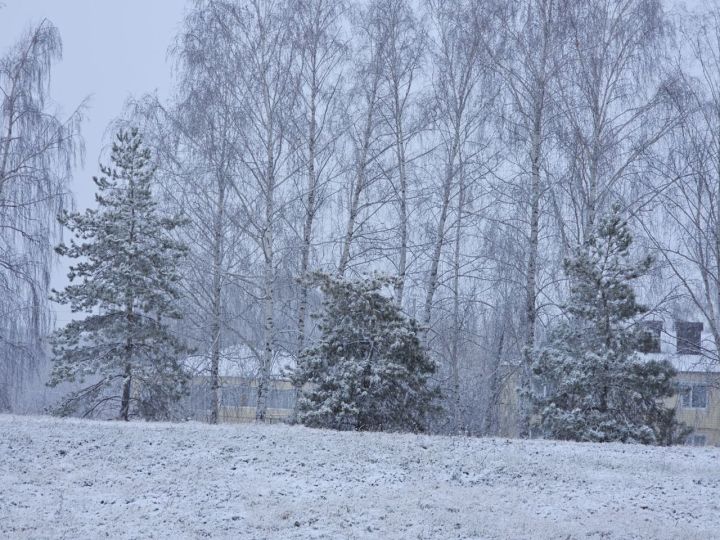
[
  {"x1": 1, "y1": 1, "x2": 186, "y2": 207},
  {"x1": 1, "y1": 1, "x2": 187, "y2": 323}
]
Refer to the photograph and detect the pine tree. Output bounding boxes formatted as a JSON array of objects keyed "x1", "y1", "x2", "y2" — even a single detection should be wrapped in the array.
[
  {"x1": 530, "y1": 206, "x2": 686, "y2": 444},
  {"x1": 293, "y1": 273, "x2": 440, "y2": 432},
  {"x1": 50, "y1": 128, "x2": 189, "y2": 420}
]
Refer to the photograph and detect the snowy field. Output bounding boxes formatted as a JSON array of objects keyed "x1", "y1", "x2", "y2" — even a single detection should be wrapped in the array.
[{"x1": 1, "y1": 415, "x2": 719, "y2": 539}]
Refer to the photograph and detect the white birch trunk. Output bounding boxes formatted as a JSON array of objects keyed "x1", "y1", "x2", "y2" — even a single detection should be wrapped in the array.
[
  {"x1": 393, "y1": 101, "x2": 409, "y2": 306},
  {"x1": 422, "y1": 135, "x2": 460, "y2": 332},
  {"x1": 256, "y1": 141, "x2": 276, "y2": 422},
  {"x1": 519, "y1": 109, "x2": 543, "y2": 436},
  {"x1": 450, "y1": 174, "x2": 465, "y2": 433},
  {"x1": 209, "y1": 177, "x2": 225, "y2": 424},
  {"x1": 297, "y1": 67, "x2": 318, "y2": 357},
  {"x1": 338, "y1": 78, "x2": 380, "y2": 276}
]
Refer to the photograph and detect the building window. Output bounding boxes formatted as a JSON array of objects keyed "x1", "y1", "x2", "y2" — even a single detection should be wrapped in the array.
[
  {"x1": 268, "y1": 388, "x2": 296, "y2": 409},
  {"x1": 675, "y1": 321, "x2": 703, "y2": 355},
  {"x1": 679, "y1": 384, "x2": 708, "y2": 409},
  {"x1": 686, "y1": 434, "x2": 706, "y2": 447},
  {"x1": 638, "y1": 320, "x2": 662, "y2": 353},
  {"x1": 222, "y1": 384, "x2": 257, "y2": 407}
]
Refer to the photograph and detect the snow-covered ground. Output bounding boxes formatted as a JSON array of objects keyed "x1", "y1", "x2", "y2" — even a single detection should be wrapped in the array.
[{"x1": 1, "y1": 415, "x2": 719, "y2": 539}]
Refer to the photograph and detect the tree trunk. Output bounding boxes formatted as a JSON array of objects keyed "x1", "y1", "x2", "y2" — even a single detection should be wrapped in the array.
[
  {"x1": 119, "y1": 362, "x2": 132, "y2": 421},
  {"x1": 422, "y1": 135, "x2": 460, "y2": 333},
  {"x1": 256, "y1": 144, "x2": 275, "y2": 422},
  {"x1": 209, "y1": 176, "x2": 225, "y2": 424},
  {"x1": 294, "y1": 74, "x2": 319, "y2": 421},
  {"x1": 338, "y1": 76, "x2": 380, "y2": 276},
  {"x1": 450, "y1": 175, "x2": 465, "y2": 433},
  {"x1": 520, "y1": 109, "x2": 542, "y2": 437},
  {"x1": 483, "y1": 329, "x2": 505, "y2": 436},
  {"x1": 121, "y1": 292, "x2": 135, "y2": 421},
  {"x1": 297, "y1": 77, "x2": 318, "y2": 356},
  {"x1": 394, "y1": 97, "x2": 409, "y2": 306},
  {"x1": 338, "y1": 157, "x2": 365, "y2": 277},
  {"x1": 256, "y1": 251, "x2": 274, "y2": 422},
  {"x1": 120, "y1": 175, "x2": 136, "y2": 421},
  {"x1": 0, "y1": 93, "x2": 15, "y2": 197}
]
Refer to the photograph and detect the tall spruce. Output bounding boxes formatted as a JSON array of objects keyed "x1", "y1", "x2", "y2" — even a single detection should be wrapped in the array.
[
  {"x1": 293, "y1": 273, "x2": 440, "y2": 432},
  {"x1": 530, "y1": 206, "x2": 685, "y2": 444},
  {"x1": 50, "y1": 128, "x2": 188, "y2": 420}
]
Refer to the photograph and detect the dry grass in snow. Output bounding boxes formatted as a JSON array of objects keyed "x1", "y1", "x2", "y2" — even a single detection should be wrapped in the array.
[{"x1": 1, "y1": 414, "x2": 719, "y2": 539}]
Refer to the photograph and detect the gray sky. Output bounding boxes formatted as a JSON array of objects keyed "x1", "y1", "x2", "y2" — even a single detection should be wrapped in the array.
[
  {"x1": 1, "y1": 1, "x2": 187, "y2": 324},
  {"x1": 1, "y1": 1, "x2": 186, "y2": 208}
]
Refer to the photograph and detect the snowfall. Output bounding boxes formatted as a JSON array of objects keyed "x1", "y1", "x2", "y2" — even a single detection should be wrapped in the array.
[{"x1": 1, "y1": 415, "x2": 719, "y2": 539}]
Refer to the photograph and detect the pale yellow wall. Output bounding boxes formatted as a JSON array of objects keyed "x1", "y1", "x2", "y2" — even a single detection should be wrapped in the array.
[
  {"x1": 217, "y1": 377, "x2": 295, "y2": 390},
  {"x1": 219, "y1": 406, "x2": 291, "y2": 424},
  {"x1": 209, "y1": 372, "x2": 720, "y2": 442},
  {"x1": 667, "y1": 372, "x2": 720, "y2": 446},
  {"x1": 497, "y1": 368, "x2": 521, "y2": 438},
  {"x1": 219, "y1": 378, "x2": 299, "y2": 424},
  {"x1": 496, "y1": 369, "x2": 720, "y2": 445}
]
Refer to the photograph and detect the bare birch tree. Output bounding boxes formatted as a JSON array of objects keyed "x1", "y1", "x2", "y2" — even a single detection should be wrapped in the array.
[
  {"x1": 166, "y1": 3, "x2": 250, "y2": 424},
  {"x1": 293, "y1": 0, "x2": 348, "y2": 355},
  {"x1": 555, "y1": 0, "x2": 674, "y2": 244},
  {"x1": 641, "y1": 6, "x2": 720, "y2": 364},
  {"x1": 375, "y1": 0, "x2": 426, "y2": 306},
  {"x1": 0, "y1": 20, "x2": 84, "y2": 411},
  {"x1": 336, "y1": 1, "x2": 390, "y2": 277},
  {"x1": 204, "y1": 0, "x2": 299, "y2": 422},
  {"x1": 490, "y1": 0, "x2": 568, "y2": 434},
  {"x1": 122, "y1": 3, "x2": 249, "y2": 424},
  {"x1": 421, "y1": 0, "x2": 497, "y2": 336}
]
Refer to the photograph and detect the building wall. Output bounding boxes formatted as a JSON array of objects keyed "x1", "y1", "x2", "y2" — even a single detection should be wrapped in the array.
[
  {"x1": 191, "y1": 366, "x2": 720, "y2": 444},
  {"x1": 219, "y1": 405, "x2": 292, "y2": 424},
  {"x1": 187, "y1": 377, "x2": 297, "y2": 423},
  {"x1": 497, "y1": 367, "x2": 521, "y2": 438},
  {"x1": 494, "y1": 365, "x2": 720, "y2": 446},
  {"x1": 669, "y1": 372, "x2": 720, "y2": 446}
]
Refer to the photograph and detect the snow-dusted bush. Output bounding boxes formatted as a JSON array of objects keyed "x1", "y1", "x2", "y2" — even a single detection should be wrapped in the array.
[{"x1": 293, "y1": 273, "x2": 440, "y2": 432}]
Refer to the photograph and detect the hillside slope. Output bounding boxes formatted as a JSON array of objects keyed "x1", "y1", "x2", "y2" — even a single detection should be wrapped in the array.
[{"x1": 1, "y1": 415, "x2": 718, "y2": 539}]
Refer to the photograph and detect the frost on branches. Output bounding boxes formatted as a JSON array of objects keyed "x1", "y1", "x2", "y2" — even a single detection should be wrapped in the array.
[
  {"x1": 293, "y1": 273, "x2": 440, "y2": 432},
  {"x1": 49, "y1": 129, "x2": 189, "y2": 420},
  {"x1": 530, "y1": 206, "x2": 687, "y2": 445}
]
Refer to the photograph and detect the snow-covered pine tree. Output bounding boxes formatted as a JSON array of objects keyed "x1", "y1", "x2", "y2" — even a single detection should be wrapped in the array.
[
  {"x1": 50, "y1": 128, "x2": 189, "y2": 420},
  {"x1": 530, "y1": 206, "x2": 686, "y2": 444},
  {"x1": 293, "y1": 273, "x2": 440, "y2": 432}
]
